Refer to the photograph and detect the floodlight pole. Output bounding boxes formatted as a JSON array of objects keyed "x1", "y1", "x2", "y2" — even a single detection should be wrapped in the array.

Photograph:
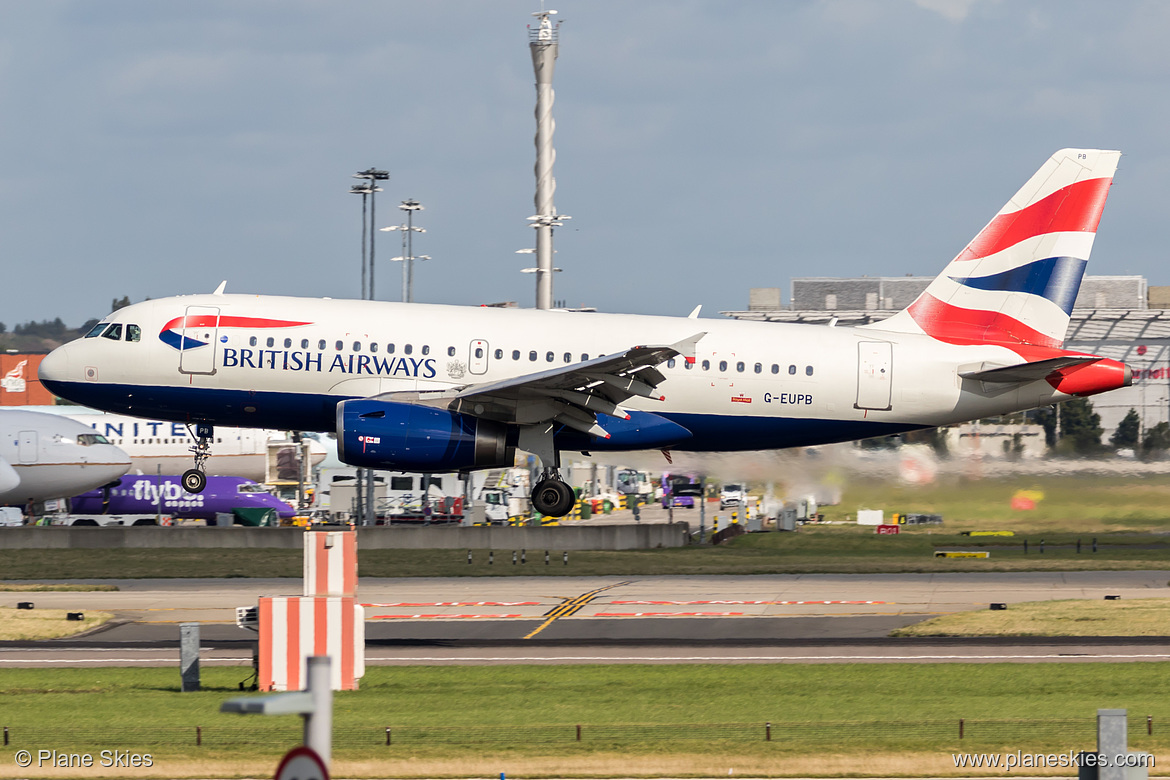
[{"x1": 528, "y1": 9, "x2": 569, "y2": 310}]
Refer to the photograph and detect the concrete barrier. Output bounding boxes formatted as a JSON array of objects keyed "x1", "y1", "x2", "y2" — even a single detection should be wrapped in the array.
[{"x1": 0, "y1": 523, "x2": 691, "y2": 551}]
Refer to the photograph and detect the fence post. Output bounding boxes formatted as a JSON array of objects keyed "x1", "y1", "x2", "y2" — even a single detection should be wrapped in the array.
[
  {"x1": 1148, "y1": 716, "x2": 1153, "y2": 735},
  {"x1": 765, "y1": 722, "x2": 771, "y2": 741},
  {"x1": 959, "y1": 718, "x2": 964, "y2": 739},
  {"x1": 563, "y1": 552, "x2": 568, "y2": 565},
  {"x1": 386, "y1": 727, "x2": 392, "y2": 746},
  {"x1": 576, "y1": 724, "x2": 581, "y2": 742},
  {"x1": 196, "y1": 726, "x2": 202, "y2": 746},
  {"x1": 3, "y1": 726, "x2": 7, "y2": 746},
  {"x1": 467, "y1": 550, "x2": 472, "y2": 564},
  {"x1": 1024, "y1": 539, "x2": 1028, "y2": 554}
]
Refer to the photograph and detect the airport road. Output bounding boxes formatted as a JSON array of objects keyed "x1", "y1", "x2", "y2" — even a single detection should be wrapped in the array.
[{"x1": 2, "y1": 571, "x2": 1168, "y2": 666}]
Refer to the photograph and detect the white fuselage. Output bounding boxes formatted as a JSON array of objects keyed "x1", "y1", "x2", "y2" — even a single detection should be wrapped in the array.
[{"x1": 38, "y1": 293, "x2": 1074, "y2": 453}]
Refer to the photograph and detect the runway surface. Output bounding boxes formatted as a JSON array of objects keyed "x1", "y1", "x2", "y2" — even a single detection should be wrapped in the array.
[{"x1": 3, "y1": 571, "x2": 1168, "y2": 666}]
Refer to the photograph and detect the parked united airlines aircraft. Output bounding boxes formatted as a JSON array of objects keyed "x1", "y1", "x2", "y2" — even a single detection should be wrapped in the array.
[
  {"x1": 39, "y1": 149, "x2": 1131, "y2": 516},
  {"x1": 11, "y1": 406, "x2": 328, "y2": 482}
]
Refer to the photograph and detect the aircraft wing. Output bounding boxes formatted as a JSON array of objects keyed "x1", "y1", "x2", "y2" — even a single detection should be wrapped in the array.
[
  {"x1": 381, "y1": 332, "x2": 705, "y2": 438},
  {"x1": 959, "y1": 356, "x2": 1101, "y2": 384}
]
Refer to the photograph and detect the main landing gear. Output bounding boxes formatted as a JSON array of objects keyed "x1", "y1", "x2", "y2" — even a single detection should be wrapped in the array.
[
  {"x1": 531, "y1": 469, "x2": 576, "y2": 518},
  {"x1": 182, "y1": 424, "x2": 214, "y2": 494}
]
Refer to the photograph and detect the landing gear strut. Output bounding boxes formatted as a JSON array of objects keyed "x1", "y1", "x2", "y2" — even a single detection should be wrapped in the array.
[
  {"x1": 531, "y1": 469, "x2": 576, "y2": 518},
  {"x1": 182, "y1": 423, "x2": 213, "y2": 494}
]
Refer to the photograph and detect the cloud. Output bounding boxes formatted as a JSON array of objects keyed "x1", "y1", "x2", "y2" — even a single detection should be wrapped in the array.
[{"x1": 911, "y1": 0, "x2": 988, "y2": 22}]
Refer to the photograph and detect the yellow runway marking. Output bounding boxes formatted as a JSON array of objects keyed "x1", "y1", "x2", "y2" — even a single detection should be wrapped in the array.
[{"x1": 523, "y1": 581, "x2": 632, "y2": 639}]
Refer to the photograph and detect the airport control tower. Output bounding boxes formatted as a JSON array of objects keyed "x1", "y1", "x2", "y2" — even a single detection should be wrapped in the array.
[{"x1": 528, "y1": 8, "x2": 568, "y2": 310}]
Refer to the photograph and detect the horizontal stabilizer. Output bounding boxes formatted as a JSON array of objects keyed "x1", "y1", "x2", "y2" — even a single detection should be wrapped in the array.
[{"x1": 959, "y1": 355, "x2": 1101, "y2": 384}]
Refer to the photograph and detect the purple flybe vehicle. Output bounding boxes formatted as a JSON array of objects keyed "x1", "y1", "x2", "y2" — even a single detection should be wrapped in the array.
[{"x1": 70, "y1": 475, "x2": 294, "y2": 525}]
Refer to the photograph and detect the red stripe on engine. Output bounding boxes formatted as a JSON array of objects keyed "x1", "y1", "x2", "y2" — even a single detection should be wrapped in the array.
[
  {"x1": 909, "y1": 294, "x2": 1063, "y2": 351},
  {"x1": 954, "y1": 177, "x2": 1112, "y2": 263}
]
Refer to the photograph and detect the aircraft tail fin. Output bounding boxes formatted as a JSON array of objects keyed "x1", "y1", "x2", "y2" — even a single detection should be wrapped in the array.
[{"x1": 873, "y1": 148, "x2": 1121, "y2": 348}]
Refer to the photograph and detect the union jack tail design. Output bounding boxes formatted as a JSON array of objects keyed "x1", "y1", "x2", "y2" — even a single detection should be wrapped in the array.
[{"x1": 877, "y1": 149, "x2": 1121, "y2": 349}]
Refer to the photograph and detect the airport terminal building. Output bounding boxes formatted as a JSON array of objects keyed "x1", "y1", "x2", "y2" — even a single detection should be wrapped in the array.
[{"x1": 725, "y1": 276, "x2": 1170, "y2": 440}]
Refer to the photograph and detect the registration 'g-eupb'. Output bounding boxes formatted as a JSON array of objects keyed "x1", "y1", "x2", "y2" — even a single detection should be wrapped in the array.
[{"x1": 39, "y1": 149, "x2": 1132, "y2": 517}]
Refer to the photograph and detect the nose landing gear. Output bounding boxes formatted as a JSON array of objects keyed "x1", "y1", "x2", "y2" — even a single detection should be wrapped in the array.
[{"x1": 182, "y1": 423, "x2": 213, "y2": 494}]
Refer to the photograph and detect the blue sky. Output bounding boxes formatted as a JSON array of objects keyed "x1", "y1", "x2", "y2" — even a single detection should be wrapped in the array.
[{"x1": 2, "y1": 1, "x2": 1168, "y2": 326}]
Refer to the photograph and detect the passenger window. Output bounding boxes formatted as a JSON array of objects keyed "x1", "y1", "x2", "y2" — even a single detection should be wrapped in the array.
[
  {"x1": 476, "y1": 348, "x2": 484, "y2": 359},
  {"x1": 102, "y1": 324, "x2": 123, "y2": 341},
  {"x1": 702, "y1": 359, "x2": 710, "y2": 371},
  {"x1": 422, "y1": 345, "x2": 430, "y2": 356},
  {"x1": 529, "y1": 351, "x2": 537, "y2": 361},
  {"x1": 404, "y1": 344, "x2": 413, "y2": 355},
  {"x1": 249, "y1": 336, "x2": 258, "y2": 347},
  {"x1": 126, "y1": 324, "x2": 141, "y2": 342},
  {"x1": 806, "y1": 366, "x2": 814, "y2": 376},
  {"x1": 685, "y1": 360, "x2": 693, "y2": 370},
  {"x1": 387, "y1": 343, "x2": 395, "y2": 354},
  {"x1": 370, "y1": 343, "x2": 378, "y2": 353},
  {"x1": 581, "y1": 354, "x2": 589, "y2": 361},
  {"x1": 335, "y1": 341, "x2": 343, "y2": 351},
  {"x1": 284, "y1": 338, "x2": 292, "y2": 348},
  {"x1": 318, "y1": 340, "x2": 326, "y2": 350},
  {"x1": 667, "y1": 359, "x2": 676, "y2": 369},
  {"x1": 563, "y1": 352, "x2": 571, "y2": 363},
  {"x1": 718, "y1": 360, "x2": 727, "y2": 372},
  {"x1": 352, "y1": 341, "x2": 361, "y2": 351},
  {"x1": 736, "y1": 361, "x2": 745, "y2": 373},
  {"x1": 494, "y1": 349, "x2": 503, "y2": 359},
  {"x1": 513, "y1": 350, "x2": 521, "y2": 360},
  {"x1": 267, "y1": 337, "x2": 275, "y2": 348},
  {"x1": 754, "y1": 363, "x2": 762, "y2": 374},
  {"x1": 301, "y1": 339, "x2": 309, "y2": 349},
  {"x1": 85, "y1": 323, "x2": 107, "y2": 338},
  {"x1": 546, "y1": 351, "x2": 554, "y2": 362},
  {"x1": 448, "y1": 346, "x2": 456, "y2": 357},
  {"x1": 789, "y1": 364, "x2": 797, "y2": 375},
  {"x1": 771, "y1": 364, "x2": 779, "y2": 374}
]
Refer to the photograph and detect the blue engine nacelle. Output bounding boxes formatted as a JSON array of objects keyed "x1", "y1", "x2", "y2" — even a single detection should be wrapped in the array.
[{"x1": 336, "y1": 399, "x2": 513, "y2": 471}]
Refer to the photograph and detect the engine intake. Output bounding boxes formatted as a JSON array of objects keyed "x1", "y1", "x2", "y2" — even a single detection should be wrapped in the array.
[{"x1": 337, "y1": 399, "x2": 512, "y2": 471}]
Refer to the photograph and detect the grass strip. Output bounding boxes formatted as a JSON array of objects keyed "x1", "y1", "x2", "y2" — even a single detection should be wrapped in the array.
[
  {"x1": 0, "y1": 607, "x2": 113, "y2": 640},
  {"x1": 2, "y1": 528, "x2": 1170, "y2": 579},
  {"x1": 0, "y1": 583, "x2": 119, "y2": 591},
  {"x1": 892, "y1": 598, "x2": 1170, "y2": 637},
  {"x1": 4, "y1": 664, "x2": 1170, "y2": 776}
]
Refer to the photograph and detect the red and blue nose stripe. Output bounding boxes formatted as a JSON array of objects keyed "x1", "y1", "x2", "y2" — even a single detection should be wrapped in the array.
[{"x1": 158, "y1": 315, "x2": 311, "y2": 350}]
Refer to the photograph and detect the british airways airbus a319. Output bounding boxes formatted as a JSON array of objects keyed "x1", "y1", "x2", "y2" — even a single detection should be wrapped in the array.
[{"x1": 40, "y1": 149, "x2": 1132, "y2": 517}]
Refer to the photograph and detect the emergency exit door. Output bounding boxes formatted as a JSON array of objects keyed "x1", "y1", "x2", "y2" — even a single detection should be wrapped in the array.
[
  {"x1": 855, "y1": 341, "x2": 893, "y2": 411},
  {"x1": 469, "y1": 340, "x2": 489, "y2": 375}
]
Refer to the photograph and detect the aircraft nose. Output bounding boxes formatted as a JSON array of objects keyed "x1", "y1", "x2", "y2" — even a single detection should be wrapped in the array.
[{"x1": 39, "y1": 344, "x2": 71, "y2": 385}]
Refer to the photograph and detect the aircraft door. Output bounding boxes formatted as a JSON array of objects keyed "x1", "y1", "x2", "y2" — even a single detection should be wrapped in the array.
[
  {"x1": 178, "y1": 306, "x2": 221, "y2": 376},
  {"x1": 469, "y1": 340, "x2": 489, "y2": 375},
  {"x1": 855, "y1": 341, "x2": 893, "y2": 411},
  {"x1": 18, "y1": 431, "x2": 37, "y2": 464}
]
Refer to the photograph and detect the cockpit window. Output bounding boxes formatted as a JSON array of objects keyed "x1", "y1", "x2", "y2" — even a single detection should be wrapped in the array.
[
  {"x1": 101, "y1": 323, "x2": 123, "y2": 341},
  {"x1": 85, "y1": 323, "x2": 108, "y2": 338},
  {"x1": 77, "y1": 433, "x2": 111, "y2": 446},
  {"x1": 237, "y1": 483, "x2": 266, "y2": 494},
  {"x1": 126, "y1": 324, "x2": 141, "y2": 342}
]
